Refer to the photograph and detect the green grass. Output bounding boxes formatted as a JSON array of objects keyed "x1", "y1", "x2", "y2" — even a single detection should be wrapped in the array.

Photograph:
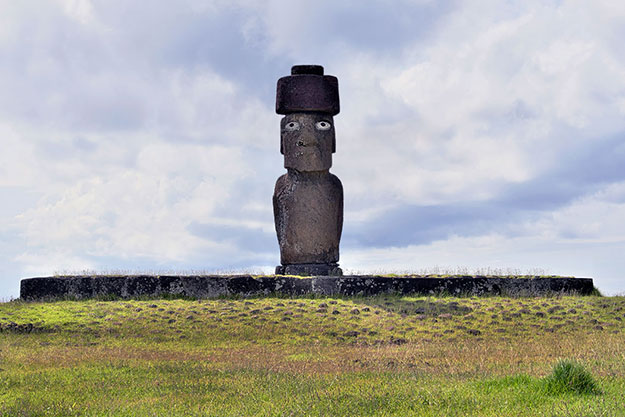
[
  {"x1": 1, "y1": 294, "x2": 624, "y2": 416},
  {"x1": 543, "y1": 359, "x2": 602, "y2": 395}
]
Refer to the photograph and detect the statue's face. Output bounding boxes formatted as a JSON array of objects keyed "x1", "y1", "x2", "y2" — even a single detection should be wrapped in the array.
[{"x1": 281, "y1": 113, "x2": 335, "y2": 171}]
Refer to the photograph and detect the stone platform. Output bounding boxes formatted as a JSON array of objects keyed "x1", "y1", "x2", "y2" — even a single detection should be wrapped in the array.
[{"x1": 20, "y1": 275, "x2": 595, "y2": 301}]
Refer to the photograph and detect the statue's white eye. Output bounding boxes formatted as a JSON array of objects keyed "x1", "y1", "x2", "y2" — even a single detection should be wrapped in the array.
[
  {"x1": 315, "y1": 121, "x2": 332, "y2": 130},
  {"x1": 285, "y1": 121, "x2": 300, "y2": 131}
]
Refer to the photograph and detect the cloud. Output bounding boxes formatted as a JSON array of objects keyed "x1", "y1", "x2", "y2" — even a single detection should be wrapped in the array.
[
  {"x1": 2, "y1": 1, "x2": 625, "y2": 297},
  {"x1": 16, "y1": 141, "x2": 253, "y2": 260},
  {"x1": 341, "y1": 182, "x2": 625, "y2": 294},
  {"x1": 256, "y1": 0, "x2": 454, "y2": 58}
]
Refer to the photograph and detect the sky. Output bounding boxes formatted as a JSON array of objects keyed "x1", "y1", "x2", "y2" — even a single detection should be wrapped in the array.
[{"x1": 1, "y1": 0, "x2": 625, "y2": 299}]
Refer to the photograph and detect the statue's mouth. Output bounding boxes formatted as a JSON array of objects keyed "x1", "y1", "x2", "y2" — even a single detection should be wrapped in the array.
[{"x1": 296, "y1": 148, "x2": 321, "y2": 158}]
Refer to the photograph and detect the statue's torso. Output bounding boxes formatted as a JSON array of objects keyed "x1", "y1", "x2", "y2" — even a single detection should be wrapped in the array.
[{"x1": 273, "y1": 171, "x2": 343, "y2": 265}]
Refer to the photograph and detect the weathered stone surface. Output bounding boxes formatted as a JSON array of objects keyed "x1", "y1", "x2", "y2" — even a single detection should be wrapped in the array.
[
  {"x1": 273, "y1": 65, "x2": 344, "y2": 275},
  {"x1": 276, "y1": 65, "x2": 339, "y2": 115},
  {"x1": 20, "y1": 275, "x2": 595, "y2": 301},
  {"x1": 276, "y1": 263, "x2": 342, "y2": 276},
  {"x1": 280, "y1": 113, "x2": 335, "y2": 170},
  {"x1": 274, "y1": 170, "x2": 343, "y2": 266}
]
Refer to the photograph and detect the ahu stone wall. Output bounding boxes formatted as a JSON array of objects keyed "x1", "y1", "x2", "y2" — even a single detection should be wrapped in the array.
[{"x1": 20, "y1": 275, "x2": 595, "y2": 301}]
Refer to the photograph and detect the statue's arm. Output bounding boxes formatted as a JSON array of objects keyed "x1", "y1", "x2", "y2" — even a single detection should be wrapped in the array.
[
  {"x1": 273, "y1": 174, "x2": 289, "y2": 234},
  {"x1": 330, "y1": 173, "x2": 344, "y2": 239}
]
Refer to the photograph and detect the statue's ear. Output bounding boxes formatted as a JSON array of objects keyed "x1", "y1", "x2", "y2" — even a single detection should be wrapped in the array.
[
  {"x1": 332, "y1": 136, "x2": 336, "y2": 153},
  {"x1": 280, "y1": 117, "x2": 285, "y2": 154}
]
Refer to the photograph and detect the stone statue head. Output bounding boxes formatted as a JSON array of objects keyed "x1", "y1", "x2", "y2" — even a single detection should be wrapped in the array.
[
  {"x1": 280, "y1": 113, "x2": 334, "y2": 171},
  {"x1": 276, "y1": 65, "x2": 340, "y2": 172}
]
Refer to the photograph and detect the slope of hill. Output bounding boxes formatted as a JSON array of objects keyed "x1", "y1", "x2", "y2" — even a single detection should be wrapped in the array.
[{"x1": 1, "y1": 294, "x2": 624, "y2": 416}]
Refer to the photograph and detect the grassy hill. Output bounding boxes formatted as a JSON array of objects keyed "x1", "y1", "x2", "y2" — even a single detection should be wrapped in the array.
[{"x1": 1, "y1": 294, "x2": 624, "y2": 416}]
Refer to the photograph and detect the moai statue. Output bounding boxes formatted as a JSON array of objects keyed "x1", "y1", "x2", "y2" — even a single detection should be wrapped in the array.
[{"x1": 273, "y1": 65, "x2": 343, "y2": 276}]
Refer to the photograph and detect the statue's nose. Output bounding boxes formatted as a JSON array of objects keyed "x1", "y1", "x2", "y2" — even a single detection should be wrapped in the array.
[{"x1": 295, "y1": 128, "x2": 316, "y2": 147}]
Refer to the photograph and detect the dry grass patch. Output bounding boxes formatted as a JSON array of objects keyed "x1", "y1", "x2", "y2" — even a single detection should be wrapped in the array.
[{"x1": 1, "y1": 295, "x2": 625, "y2": 416}]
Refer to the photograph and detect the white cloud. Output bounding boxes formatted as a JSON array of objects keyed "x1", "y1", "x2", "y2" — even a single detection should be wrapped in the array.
[
  {"x1": 548, "y1": 182, "x2": 625, "y2": 241},
  {"x1": 329, "y1": 0, "x2": 625, "y2": 213},
  {"x1": 2, "y1": 58, "x2": 276, "y2": 291},
  {"x1": 343, "y1": 176, "x2": 625, "y2": 294},
  {"x1": 0, "y1": 124, "x2": 40, "y2": 187},
  {"x1": 2, "y1": 1, "x2": 625, "y2": 298},
  {"x1": 16, "y1": 140, "x2": 252, "y2": 261},
  {"x1": 55, "y1": 0, "x2": 95, "y2": 25}
]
